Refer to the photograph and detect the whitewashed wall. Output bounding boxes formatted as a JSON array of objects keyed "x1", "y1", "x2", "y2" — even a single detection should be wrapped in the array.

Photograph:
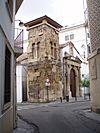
[{"x1": 16, "y1": 65, "x2": 23, "y2": 103}]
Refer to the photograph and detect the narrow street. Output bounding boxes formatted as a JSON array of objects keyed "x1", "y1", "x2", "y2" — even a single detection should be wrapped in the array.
[{"x1": 17, "y1": 100, "x2": 100, "y2": 133}]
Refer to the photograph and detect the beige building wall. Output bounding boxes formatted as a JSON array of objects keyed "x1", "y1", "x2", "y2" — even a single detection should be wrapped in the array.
[{"x1": 87, "y1": 0, "x2": 100, "y2": 113}]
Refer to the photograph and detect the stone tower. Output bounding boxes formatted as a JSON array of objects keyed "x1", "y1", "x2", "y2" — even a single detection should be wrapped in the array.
[{"x1": 25, "y1": 15, "x2": 62, "y2": 102}]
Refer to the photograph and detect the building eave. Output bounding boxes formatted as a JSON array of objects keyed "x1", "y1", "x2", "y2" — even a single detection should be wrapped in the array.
[
  {"x1": 15, "y1": 0, "x2": 24, "y2": 14},
  {"x1": 59, "y1": 22, "x2": 85, "y2": 33},
  {"x1": 24, "y1": 15, "x2": 62, "y2": 29}
]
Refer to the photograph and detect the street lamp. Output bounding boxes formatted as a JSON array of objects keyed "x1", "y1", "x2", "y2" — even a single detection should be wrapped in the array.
[
  {"x1": 15, "y1": 20, "x2": 24, "y2": 27},
  {"x1": 45, "y1": 78, "x2": 50, "y2": 102}
]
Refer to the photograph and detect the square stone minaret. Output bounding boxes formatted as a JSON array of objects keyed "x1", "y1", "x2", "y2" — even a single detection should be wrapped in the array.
[{"x1": 25, "y1": 15, "x2": 62, "y2": 102}]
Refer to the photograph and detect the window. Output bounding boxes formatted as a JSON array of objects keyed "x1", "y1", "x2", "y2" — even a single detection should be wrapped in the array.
[
  {"x1": 70, "y1": 34, "x2": 74, "y2": 40},
  {"x1": 65, "y1": 35, "x2": 69, "y2": 41},
  {"x1": 37, "y1": 42, "x2": 40, "y2": 58},
  {"x1": 4, "y1": 45, "x2": 11, "y2": 104},
  {"x1": 50, "y1": 41, "x2": 53, "y2": 56},
  {"x1": 54, "y1": 43, "x2": 57, "y2": 59},
  {"x1": 32, "y1": 43, "x2": 35, "y2": 59}
]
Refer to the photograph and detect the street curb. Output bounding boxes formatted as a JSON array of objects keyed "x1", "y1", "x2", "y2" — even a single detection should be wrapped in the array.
[
  {"x1": 74, "y1": 108, "x2": 100, "y2": 124},
  {"x1": 80, "y1": 109, "x2": 100, "y2": 124},
  {"x1": 17, "y1": 113, "x2": 40, "y2": 133}
]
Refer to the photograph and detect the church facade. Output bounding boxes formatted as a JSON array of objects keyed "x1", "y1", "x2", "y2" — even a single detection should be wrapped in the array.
[{"x1": 63, "y1": 44, "x2": 82, "y2": 99}]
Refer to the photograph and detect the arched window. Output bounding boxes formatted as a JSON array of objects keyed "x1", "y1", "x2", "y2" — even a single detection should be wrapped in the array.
[
  {"x1": 32, "y1": 43, "x2": 35, "y2": 59},
  {"x1": 54, "y1": 43, "x2": 57, "y2": 59},
  {"x1": 37, "y1": 42, "x2": 40, "y2": 58},
  {"x1": 50, "y1": 41, "x2": 53, "y2": 57}
]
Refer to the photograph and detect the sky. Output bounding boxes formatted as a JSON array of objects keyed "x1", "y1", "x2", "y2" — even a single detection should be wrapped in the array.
[{"x1": 16, "y1": 0, "x2": 85, "y2": 26}]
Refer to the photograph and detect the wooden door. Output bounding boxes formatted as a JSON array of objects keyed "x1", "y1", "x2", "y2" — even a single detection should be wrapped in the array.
[{"x1": 70, "y1": 69, "x2": 76, "y2": 97}]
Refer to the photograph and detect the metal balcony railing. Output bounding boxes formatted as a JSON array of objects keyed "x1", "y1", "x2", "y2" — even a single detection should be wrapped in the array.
[{"x1": 14, "y1": 29, "x2": 23, "y2": 49}]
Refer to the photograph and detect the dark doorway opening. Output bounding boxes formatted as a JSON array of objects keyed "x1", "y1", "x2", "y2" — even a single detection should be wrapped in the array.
[
  {"x1": 22, "y1": 81, "x2": 27, "y2": 101},
  {"x1": 70, "y1": 69, "x2": 76, "y2": 97}
]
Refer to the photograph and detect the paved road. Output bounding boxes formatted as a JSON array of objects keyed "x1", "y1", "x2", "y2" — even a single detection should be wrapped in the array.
[{"x1": 18, "y1": 101, "x2": 100, "y2": 133}]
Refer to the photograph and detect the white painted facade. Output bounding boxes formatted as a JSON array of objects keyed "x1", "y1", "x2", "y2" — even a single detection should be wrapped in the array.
[
  {"x1": 16, "y1": 36, "x2": 28, "y2": 103},
  {"x1": 59, "y1": 23, "x2": 89, "y2": 77},
  {"x1": 16, "y1": 65, "x2": 23, "y2": 103}
]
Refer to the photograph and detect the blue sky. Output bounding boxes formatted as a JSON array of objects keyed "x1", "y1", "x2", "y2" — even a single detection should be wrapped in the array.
[{"x1": 16, "y1": 0, "x2": 85, "y2": 26}]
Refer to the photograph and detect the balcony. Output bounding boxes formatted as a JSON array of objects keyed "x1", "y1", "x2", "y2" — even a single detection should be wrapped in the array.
[{"x1": 14, "y1": 29, "x2": 23, "y2": 58}]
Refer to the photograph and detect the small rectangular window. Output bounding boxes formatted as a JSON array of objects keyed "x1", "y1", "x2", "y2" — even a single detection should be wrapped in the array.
[
  {"x1": 70, "y1": 34, "x2": 74, "y2": 40},
  {"x1": 65, "y1": 35, "x2": 69, "y2": 41}
]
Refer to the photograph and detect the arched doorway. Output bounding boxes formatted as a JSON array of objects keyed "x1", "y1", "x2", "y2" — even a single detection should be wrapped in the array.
[{"x1": 70, "y1": 69, "x2": 76, "y2": 97}]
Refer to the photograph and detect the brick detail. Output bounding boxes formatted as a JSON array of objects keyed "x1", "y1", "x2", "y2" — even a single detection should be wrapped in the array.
[{"x1": 87, "y1": 0, "x2": 100, "y2": 52}]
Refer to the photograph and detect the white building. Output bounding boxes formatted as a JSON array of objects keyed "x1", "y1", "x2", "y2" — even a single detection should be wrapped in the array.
[
  {"x1": 16, "y1": 31, "x2": 28, "y2": 103},
  {"x1": 15, "y1": 16, "x2": 29, "y2": 103},
  {"x1": 59, "y1": 23, "x2": 89, "y2": 78},
  {"x1": 0, "y1": 0, "x2": 23, "y2": 132},
  {"x1": 16, "y1": 53, "x2": 28, "y2": 103}
]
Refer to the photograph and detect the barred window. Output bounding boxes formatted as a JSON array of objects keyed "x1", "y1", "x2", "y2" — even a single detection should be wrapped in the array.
[{"x1": 4, "y1": 45, "x2": 11, "y2": 104}]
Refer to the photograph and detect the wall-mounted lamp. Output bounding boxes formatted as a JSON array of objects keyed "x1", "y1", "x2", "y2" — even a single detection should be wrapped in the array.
[{"x1": 15, "y1": 20, "x2": 24, "y2": 27}]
